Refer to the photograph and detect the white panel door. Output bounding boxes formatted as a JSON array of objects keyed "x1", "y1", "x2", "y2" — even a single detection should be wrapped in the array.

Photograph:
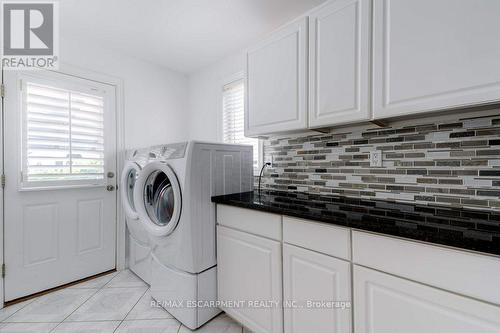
[
  {"x1": 354, "y1": 265, "x2": 500, "y2": 333},
  {"x1": 283, "y1": 244, "x2": 351, "y2": 333},
  {"x1": 245, "y1": 17, "x2": 308, "y2": 137},
  {"x1": 217, "y1": 225, "x2": 283, "y2": 333},
  {"x1": 3, "y1": 70, "x2": 117, "y2": 301},
  {"x1": 309, "y1": 0, "x2": 371, "y2": 128},
  {"x1": 373, "y1": 0, "x2": 500, "y2": 119}
]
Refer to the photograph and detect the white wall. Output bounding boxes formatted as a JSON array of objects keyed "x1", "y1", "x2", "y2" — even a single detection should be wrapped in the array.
[
  {"x1": 187, "y1": 52, "x2": 245, "y2": 141},
  {"x1": 60, "y1": 38, "x2": 189, "y2": 149}
]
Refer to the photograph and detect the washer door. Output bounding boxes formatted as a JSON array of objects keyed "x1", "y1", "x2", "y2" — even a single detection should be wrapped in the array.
[
  {"x1": 134, "y1": 161, "x2": 182, "y2": 237},
  {"x1": 121, "y1": 161, "x2": 141, "y2": 220}
]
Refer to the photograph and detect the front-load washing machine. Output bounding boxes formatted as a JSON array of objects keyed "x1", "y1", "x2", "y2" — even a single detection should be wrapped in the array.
[
  {"x1": 133, "y1": 141, "x2": 253, "y2": 329},
  {"x1": 121, "y1": 148, "x2": 152, "y2": 284}
]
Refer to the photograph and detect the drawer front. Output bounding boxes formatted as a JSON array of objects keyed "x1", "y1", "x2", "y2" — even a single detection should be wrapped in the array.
[
  {"x1": 283, "y1": 217, "x2": 351, "y2": 260},
  {"x1": 354, "y1": 265, "x2": 500, "y2": 333},
  {"x1": 217, "y1": 205, "x2": 282, "y2": 240},
  {"x1": 352, "y1": 231, "x2": 500, "y2": 305}
]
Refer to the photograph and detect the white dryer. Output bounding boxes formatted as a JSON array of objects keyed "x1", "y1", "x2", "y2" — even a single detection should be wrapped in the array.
[
  {"x1": 133, "y1": 141, "x2": 253, "y2": 329},
  {"x1": 121, "y1": 148, "x2": 152, "y2": 284}
]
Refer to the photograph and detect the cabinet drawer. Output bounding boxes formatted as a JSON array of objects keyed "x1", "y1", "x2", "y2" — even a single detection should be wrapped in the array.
[
  {"x1": 354, "y1": 265, "x2": 500, "y2": 333},
  {"x1": 283, "y1": 217, "x2": 350, "y2": 260},
  {"x1": 217, "y1": 205, "x2": 282, "y2": 240},
  {"x1": 352, "y1": 231, "x2": 500, "y2": 305}
]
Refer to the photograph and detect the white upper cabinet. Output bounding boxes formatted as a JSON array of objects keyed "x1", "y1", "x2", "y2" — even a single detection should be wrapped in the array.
[
  {"x1": 245, "y1": 17, "x2": 308, "y2": 137},
  {"x1": 309, "y1": 0, "x2": 371, "y2": 128},
  {"x1": 373, "y1": 0, "x2": 500, "y2": 119}
]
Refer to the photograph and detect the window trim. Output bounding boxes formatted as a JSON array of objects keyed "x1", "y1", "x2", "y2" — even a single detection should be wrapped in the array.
[
  {"x1": 220, "y1": 72, "x2": 263, "y2": 175},
  {"x1": 18, "y1": 72, "x2": 113, "y2": 191}
]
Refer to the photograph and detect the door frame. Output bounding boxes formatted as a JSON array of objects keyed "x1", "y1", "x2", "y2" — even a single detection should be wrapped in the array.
[
  {"x1": 0, "y1": 62, "x2": 126, "y2": 308},
  {"x1": 0, "y1": 65, "x2": 4, "y2": 308}
]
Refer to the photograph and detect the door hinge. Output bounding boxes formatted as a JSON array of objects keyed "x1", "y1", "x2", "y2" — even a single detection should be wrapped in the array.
[
  {"x1": 2, "y1": 264, "x2": 5, "y2": 278},
  {"x1": 0, "y1": 83, "x2": 4, "y2": 98},
  {"x1": 1, "y1": 174, "x2": 5, "y2": 188}
]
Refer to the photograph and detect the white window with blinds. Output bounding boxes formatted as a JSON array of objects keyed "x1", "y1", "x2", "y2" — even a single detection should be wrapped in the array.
[
  {"x1": 20, "y1": 74, "x2": 111, "y2": 188},
  {"x1": 222, "y1": 77, "x2": 261, "y2": 173}
]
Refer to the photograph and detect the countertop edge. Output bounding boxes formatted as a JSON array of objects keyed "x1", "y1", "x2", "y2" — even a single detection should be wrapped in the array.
[{"x1": 211, "y1": 192, "x2": 500, "y2": 257}]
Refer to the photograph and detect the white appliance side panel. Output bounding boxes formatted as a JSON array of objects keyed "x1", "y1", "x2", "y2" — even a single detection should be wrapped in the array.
[
  {"x1": 187, "y1": 143, "x2": 254, "y2": 272},
  {"x1": 212, "y1": 147, "x2": 253, "y2": 196},
  {"x1": 190, "y1": 147, "x2": 217, "y2": 272},
  {"x1": 127, "y1": 234, "x2": 151, "y2": 285},
  {"x1": 197, "y1": 266, "x2": 222, "y2": 327},
  {"x1": 151, "y1": 255, "x2": 198, "y2": 328}
]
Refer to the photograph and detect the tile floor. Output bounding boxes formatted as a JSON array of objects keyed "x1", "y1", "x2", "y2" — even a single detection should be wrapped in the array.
[{"x1": 0, "y1": 270, "x2": 244, "y2": 333}]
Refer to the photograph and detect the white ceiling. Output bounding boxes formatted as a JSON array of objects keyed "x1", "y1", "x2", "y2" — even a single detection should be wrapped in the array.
[{"x1": 60, "y1": 0, "x2": 326, "y2": 73}]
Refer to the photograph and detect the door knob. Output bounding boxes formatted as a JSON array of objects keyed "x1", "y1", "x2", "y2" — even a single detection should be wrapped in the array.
[
  {"x1": 107, "y1": 172, "x2": 115, "y2": 178},
  {"x1": 106, "y1": 185, "x2": 115, "y2": 191}
]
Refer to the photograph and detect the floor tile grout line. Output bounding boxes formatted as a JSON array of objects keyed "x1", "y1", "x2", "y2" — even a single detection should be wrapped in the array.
[
  {"x1": 120, "y1": 318, "x2": 176, "y2": 322},
  {"x1": 48, "y1": 269, "x2": 125, "y2": 333},
  {"x1": 3, "y1": 289, "x2": 98, "y2": 325},
  {"x1": 59, "y1": 270, "x2": 133, "y2": 323},
  {"x1": 3, "y1": 270, "x2": 122, "y2": 332},
  {"x1": 0, "y1": 321, "x2": 61, "y2": 324},
  {"x1": 102, "y1": 270, "x2": 123, "y2": 289},
  {"x1": 3, "y1": 270, "x2": 230, "y2": 332},
  {"x1": 47, "y1": 288, "x2": 102, "y2": 333},
  {"x1": 112, "y1": 285, "x2": 149, "y2": 333},
  {"x1": 122, "y1": 286, "x2": 149, "y2": 320},
  {"x1": 112, "y1": 319, "x2": 123, "y2": 333},
  {"x1": 0, "y1": 297, "x2": 37, "y2": 323}
]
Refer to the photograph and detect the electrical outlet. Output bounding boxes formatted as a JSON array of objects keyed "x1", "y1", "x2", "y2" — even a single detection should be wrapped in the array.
[{"x1": 370, "y1": 150, "x2": 383, "y2": 167}]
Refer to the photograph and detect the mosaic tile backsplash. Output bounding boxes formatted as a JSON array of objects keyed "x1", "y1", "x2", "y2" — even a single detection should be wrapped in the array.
[{"x1": 260, "y1": 112, "x2": 500, "y2": 210}]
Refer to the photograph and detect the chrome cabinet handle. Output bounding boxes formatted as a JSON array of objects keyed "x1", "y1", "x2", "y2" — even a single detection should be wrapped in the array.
[{"x1": 106, "y1": 185, "x2": 115, "y2": 191}]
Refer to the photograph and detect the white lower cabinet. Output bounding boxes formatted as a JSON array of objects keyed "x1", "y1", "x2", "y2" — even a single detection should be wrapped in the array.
[
  {"x1": 217, "y1": 225, "x2": 283, "y2": 333},
  {"x1": 283, "y1": 244, "x2": 351, "y2": 333},
  {"x1": 216, "y1": 206, "x2": 500, "y2": 333},
  {"x1": 354, "y1": 265, "x2": 500, "y2": 333}
]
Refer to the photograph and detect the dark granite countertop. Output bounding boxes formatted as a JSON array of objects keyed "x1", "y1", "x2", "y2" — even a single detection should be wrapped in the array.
[{"x1": 212, "y1": 190, "x2": 500, "y2": 256}]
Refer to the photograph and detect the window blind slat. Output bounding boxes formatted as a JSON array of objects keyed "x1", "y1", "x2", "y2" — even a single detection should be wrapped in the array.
[
  {"x1": 221, "y1": 79, "x2": 259, "y2": 171},
  {"x1": 25, "y1": 82, "x2": 105, "y2": 183}
]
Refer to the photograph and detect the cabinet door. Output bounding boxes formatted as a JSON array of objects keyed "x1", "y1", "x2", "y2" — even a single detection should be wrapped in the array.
[
  {"x1": 354, "y1": 265, "x2": 500, "y2": 333},
  {"x1": 309, "y1": 0, "x2": 371, "y2": 128},
  {"x1": 283, "y1": 244, "x2": 351, "y2": 333},
  {"x1": 373, "y1": 0, "x2": 500, "y2": 119},
  {"x1": 245, "y1": 17, "x2": 308, "y2": 136},
  {"x1": 217, "y1": 226, "x2": 283, "y2": 333}
]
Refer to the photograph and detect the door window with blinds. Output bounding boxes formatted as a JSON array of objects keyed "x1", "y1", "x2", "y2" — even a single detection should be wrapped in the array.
[
  {"x1": 222, "y1": 78, "x2": 261, "y2": 173},
  {"x1": 20, "y1": 73, "x2": 113, "y2": 189}
]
